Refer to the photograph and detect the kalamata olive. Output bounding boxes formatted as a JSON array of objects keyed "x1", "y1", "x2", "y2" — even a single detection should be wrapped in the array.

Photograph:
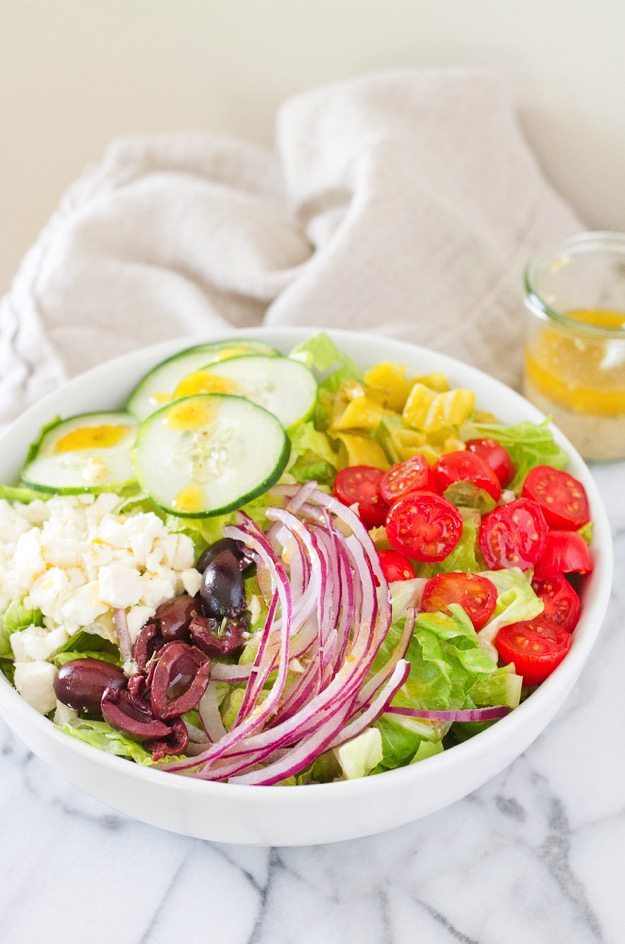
[
  {"x1": 148, "y1": 718, "x2": 189, "y2": 761},
  {"x1": 54, "y1": 658, "x2": 126, "y2": 719},
  {"x1": 197, "y1": 538, "x2": 255, "y2": 575},
  {"x1": 189, "y1": 612, "x2": 248, "y2": 656},
  {"x1": 134, "y1": 621, "x2": 162, "y2": 673},
  {"x1": 101, "y1": 687, "x2": 171, "y2": 740},
  {"x1": 155, "y1": 595, "x2": 199, "y2": 642},
  {"x1": 200, "y1": 549, "x2": 247, "y2": 620},
  {"x1": 149, "y1": 641, "x2": 211, "y2": 720}
]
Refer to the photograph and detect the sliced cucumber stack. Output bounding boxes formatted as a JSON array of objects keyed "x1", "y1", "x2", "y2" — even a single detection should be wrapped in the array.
[
  {"x1": 127, "y1": 339, "x2": 280, "y2": 420},
  {"x1": 134, "y1": 394, "x2": 289, "y2": 517},
  {"x1": 22, "y1": 412, "x2": 138, "y2": 494},
  {"x1": 200, "y1": 355, "x2": 317, "y2": 429}
]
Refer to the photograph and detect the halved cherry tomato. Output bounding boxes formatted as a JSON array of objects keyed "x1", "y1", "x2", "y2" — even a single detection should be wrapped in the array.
[
  {"x1": 479, "y1": 498, "x2": 547, "y2": 570},
  {"x1": 495, "y1": 618, "x2": 572, "y2": 686},
  {"x1": 522, "y1": 465, "x2": 590, "y2": 530},
  {"x1": 433, "y1": 451, "x2": 502, "y2": 502},
  {"x1": 379, "y1": 455, "x2": 432, "y2": 504},
  {"x1": 532, "y1": 574, "x2": 581, "y2": 632},
  {"x1": 465, "y1": 438, "x2": 515, "y2": 487},
  {"x1": 534, "y1": 531, "x2": 594, "y2": 579},
  {"x1": 333, "y1": 466, "x2": 388, "y2": 529},
  {"x1": 386, "y1": 492, "x2": 463, "y2": 562},
  {"x1": 378, "y1": 550, "x2": 416, "y2": 582},
  {"x1": 421, "y1": 571, "x2": 498, "y2": 630}
]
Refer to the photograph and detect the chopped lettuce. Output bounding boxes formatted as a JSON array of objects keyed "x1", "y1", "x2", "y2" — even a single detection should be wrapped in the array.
[
  {"x1": 290, "y1": 333, "x2": 362, "y2": 429},
  {"x1": 289, "y1": 332, "x2": 361, "y2": 393},
  {"x1": 443, "y1": 481, "x2": 496, "y2": 514},
  {"x1": 477, "y1": 568, "x2": 544, "y2": 660},
  {"x1": 373, "y1": 605, "x2": 521, "y2": 770},
  {"x1": 0, "y1": 601, "x2": 44, "y2": 658},
  {"x1": 463, "y1": 418, "x2": 568, "y2": 490},
  {"x1": 52, "y1": 628, "x2": 121, "y2": 667},
  {"x1": 335, "y1": 727, "x2": 383, "y2": 779},
  {"x1": 58, "y1": 718, "x2": 187, "y2": 765},
  {"x1": 288, "y1": 422, "x2": 339, "y2": 485}
]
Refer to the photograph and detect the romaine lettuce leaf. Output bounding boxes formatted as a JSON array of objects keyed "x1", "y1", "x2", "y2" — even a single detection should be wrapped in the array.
[
  {"x1": 463, "y1": 418, "x2": 568, "y2": 490},
  {"x1": 52, "y1": 628, "x2": 121, "y2": 667},
  {"x1": 0, "y1": 601, "x2": 44, "y2": 658},
  {"x1": 373, "y1": 603, "x2": 521, "y2": 770},
  {"x1": 288, "y1": 422, "x2": 339, "y2": 485},
  {"x1": 477, "y1": 568, "x2": 544, "y2": 660},
  {"x1": 335, "y1": 727, "x2": 383, "y2": 779},
  {"x1": 290, "y1": 333, "x2": 362, "y2": 429},
  {"x1": 59, "y1": 719, "x2": 158, "y2": 765},
  {"x1": 289, "y1": 332, "x2": 361, "y2": 393}
]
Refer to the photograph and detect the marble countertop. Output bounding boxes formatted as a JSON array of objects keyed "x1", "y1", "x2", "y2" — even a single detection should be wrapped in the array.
[{"x1": 0, "y1": 463, "x2": 622, "y2": 944}]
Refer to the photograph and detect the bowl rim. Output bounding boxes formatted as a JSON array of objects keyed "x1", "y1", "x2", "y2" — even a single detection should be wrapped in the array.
[{"x1": 0, "y1": 326, "x2": 614, "y2": 803}]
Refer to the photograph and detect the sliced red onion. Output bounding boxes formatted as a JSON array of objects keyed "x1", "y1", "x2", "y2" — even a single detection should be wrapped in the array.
[
  {"x1": 155, "y1": 484, "x2": 510, "y2": 784},
  {"x1": 198, "y1": 682, "x2": 227, "y2": 743},
  {"x1": 385, "y1": 705, "x2": 511, "y2": 722},
  {"x1": 113, "y1": 608, "x2": 133, "y2": 668}
]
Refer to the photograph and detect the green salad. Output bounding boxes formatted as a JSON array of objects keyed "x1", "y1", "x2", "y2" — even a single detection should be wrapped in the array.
[{"x1": 0, "y1": 333, "x2": 593, "y2": 784}]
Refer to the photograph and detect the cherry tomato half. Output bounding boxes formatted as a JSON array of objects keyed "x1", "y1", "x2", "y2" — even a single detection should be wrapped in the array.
[
  {"x1": 378, "y1": 550, "x2": 416, "y2": 583},
  {"x1": 421, "y1": 571, "x2": 498, "y2": 630},
  {"x1": 379, "y1": 455, "x2": 432, "y2": 504},
  {"x1": 522, "y1": 465, "x2": 590, "y2": 531},
  {"x1": 465, "y1": 438, "x2": 515, "y2": 487},
  {"x1": 333, "y1": 466, "x2": 388, "y2": 529},
  {"x1": 386, "y1": 492, "x2": 463, "y2": 563},
  {"x1": 479, "y1": 498, "x2": 547, "y2": 570},
  {"x1": 534, "y1": 531, "x2": 594, "y2": 580},
  {"x1": 433, "y1": 451, "x2": 502, "y2": 502},
  {"x1": 495, "y1": 618, "x2": 572, "y2": 686},
  {"x1": 532, "y1": 574, "x2": 581, "y2": 632}
]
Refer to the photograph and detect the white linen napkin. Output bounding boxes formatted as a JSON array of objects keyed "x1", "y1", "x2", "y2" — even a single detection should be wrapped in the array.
[{"x1": 0, "y1": 70, "x2": 580, "y2": 428}]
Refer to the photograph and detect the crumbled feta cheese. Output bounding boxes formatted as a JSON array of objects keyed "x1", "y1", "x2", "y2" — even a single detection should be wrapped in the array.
[
  {"x1": 99, "y1": 564, "x2": 143, "y2": 608},
  {"x1": 10, "y1": 624, "x2": 68, "y2": 662},
  {"x1": 14, "y1": 661, "x2": 58, "y2": 714},
  {"x1": 0, "y1": 496, "x2": 199, "y2": 669},
  {"x1": 126, "y1": 605, "x2": 155, "y2": 643},
  {"x1": 181, "y1": 568, "x2": 203, "y2": 597}
]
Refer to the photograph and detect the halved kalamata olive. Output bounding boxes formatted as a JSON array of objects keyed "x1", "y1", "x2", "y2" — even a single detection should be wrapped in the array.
[
  {"x1": 148, "y1": 718, "x2": 189, "y2": 761},
  {"x1": 189, "y1": 613, "x2": 248, "y2": 656},
  {"x1": 54, "y1": 659, "x2": 126, "y2": 719},
  {"x1": 134, "y1": 621, "x2": 162, "y2": 673},
  {"x1": 200, "y1": 550, "x2": 247, "y2": 620},
  {"x1": 155, "y1": 595, "x2": 199, "y2": 642},
  {"x1": 149, "y1": 641, "x2": 211, "y2": 720},
  {"x1": 101, "y1": 687, "x2": 171, "y2": 740},
  {"x1": 197, "y1": 538, "x2": 255, "y2": 575}
]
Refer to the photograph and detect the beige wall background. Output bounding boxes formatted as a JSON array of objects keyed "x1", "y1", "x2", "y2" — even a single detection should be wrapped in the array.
[{"x1": 1, "y1": 0, "x2": 624, "y2": 294}]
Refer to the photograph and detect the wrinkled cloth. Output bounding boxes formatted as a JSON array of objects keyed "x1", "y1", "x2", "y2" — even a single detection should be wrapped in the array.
[{"x1": 0, "y1": 70, "x2": 580, "y2": 428}]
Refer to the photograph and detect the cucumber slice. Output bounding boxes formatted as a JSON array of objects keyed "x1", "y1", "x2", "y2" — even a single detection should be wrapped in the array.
[
  {"x1": 127, "y1": 339, "x2": 280, "y2": 420},
  {"x1": 202, "y1": 355, "x2": 317, "y2": 429},
  {"x1": 134, "y1": 394, "x2": 289, "y2": 517},
  {"x1": 21, "y1": 412, "x2": 138, "y2": 494}
]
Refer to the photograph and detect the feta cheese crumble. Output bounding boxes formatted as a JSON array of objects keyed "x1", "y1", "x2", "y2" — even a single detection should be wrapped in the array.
[{"x1": 0, "y1": 493, "x2": 200, "y2": 713}]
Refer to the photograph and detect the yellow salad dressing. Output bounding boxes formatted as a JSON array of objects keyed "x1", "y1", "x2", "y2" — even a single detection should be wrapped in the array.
[
  {"x1": 524, "y1": 308, "x2": 625, "y2": 460},
  {"x1": 53, "y1": 424, "x2": 131, "y2": 453}
]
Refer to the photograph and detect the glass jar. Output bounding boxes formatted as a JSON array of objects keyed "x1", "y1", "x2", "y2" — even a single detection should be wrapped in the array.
[{"x1": 524, "y1": 231, "x2": 625, "y2": 461}]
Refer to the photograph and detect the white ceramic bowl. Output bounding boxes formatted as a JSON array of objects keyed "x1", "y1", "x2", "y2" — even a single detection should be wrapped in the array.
[{"x1": 0, "y1": 328, "x2": 613, "y2": 845}]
